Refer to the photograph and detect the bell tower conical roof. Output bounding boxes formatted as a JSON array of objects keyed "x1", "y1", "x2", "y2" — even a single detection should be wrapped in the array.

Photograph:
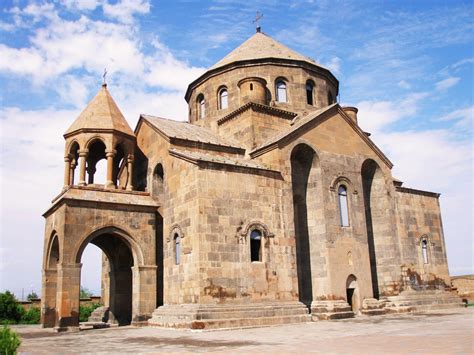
[{"x1": 64, "y1": 84, "x2": 134, "y2": 137}]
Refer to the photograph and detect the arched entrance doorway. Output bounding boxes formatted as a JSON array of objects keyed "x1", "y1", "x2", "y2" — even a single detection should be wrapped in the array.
[
  {"x1": 291, "y1": 143, "x2": 320, "y2": 309},
  {"x1": 346, "y1": 275, "x2": 360, "y2": 314},
  {"x1": 76, "y1": 230, "x2": 136, "y2": 325}
]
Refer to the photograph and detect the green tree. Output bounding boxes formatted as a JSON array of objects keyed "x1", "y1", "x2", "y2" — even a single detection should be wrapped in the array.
[
  {"x1": 26, "y1": 292, "x2": 38, "y2": 301},
  {"x1": 80, "y1": 287, "x2": 92, "y2": 299},
  {"x1": 0, "y1": 292, "x2": 23, "y2": 324}
]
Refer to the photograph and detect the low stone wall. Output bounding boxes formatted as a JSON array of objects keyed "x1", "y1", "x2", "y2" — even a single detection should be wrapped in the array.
[
  {"x1": 20, "y1": 296, "x2": 102, "y2": 310},
  {"x1": 451, "y1": 275, "x2": 474, "y2": 302}
]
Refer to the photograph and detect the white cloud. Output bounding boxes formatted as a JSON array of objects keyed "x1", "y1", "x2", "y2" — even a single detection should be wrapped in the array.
[
  {"x1": 102, "y1": 0, "x2": 150, "y2": 24},
  {"x1": 435, "y1": 76, "x2": 460, "y2": 91},
  {"x1": 61, "y1": 0, "x2": 101, "y2": 11},
  {"x1": 438, "y1": 106, "x2": 473, "y2": 131},
  {"x1": 356, "y1": 92, "x2": 428, "y2": 133},
  {"x1": 398, "y1": 80, "x2": 411, "y2": 89},
  {"x1": 324, "y1": 56, "x2": 342, "y2": 76}
]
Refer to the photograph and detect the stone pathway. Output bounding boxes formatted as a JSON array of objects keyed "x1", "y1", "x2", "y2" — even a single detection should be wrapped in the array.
[{"x1": 14, "y1": 308, "x2": 474, "y2": 354}]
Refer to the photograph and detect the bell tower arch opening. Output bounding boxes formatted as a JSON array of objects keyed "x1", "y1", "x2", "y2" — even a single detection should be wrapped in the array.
[
  {"x1": 86, "y1": 139, "x2": 107, "y2": 185},
  {"x1": 76, "y1": 230, "x2": 137, "y2": 326},
  {"x1": 291, "y1": 143, "x2": 319, "y2": 309}
]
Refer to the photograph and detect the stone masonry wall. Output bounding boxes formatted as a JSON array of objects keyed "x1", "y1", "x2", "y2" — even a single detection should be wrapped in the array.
[
  {"x1": 395, "y1": 189, "x2": 450, "y2": 288},
  {"x1": 195, "y1": 164, "x2": 298, "y2": 304}
]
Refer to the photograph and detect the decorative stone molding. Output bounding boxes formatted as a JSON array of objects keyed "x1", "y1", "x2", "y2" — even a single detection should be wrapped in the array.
[
  {"x1": 236, "y1": 220, "x2": 274, "y2": 243},
  {"x1": 329, "y1": 175, "x2": 357, "y2": 194},
  {"x1": 418, "y1": 234, "x2": 435, "y2": 246},
  {"x1": 168, "y1": 224, "x2": 184, "y2": 243}
]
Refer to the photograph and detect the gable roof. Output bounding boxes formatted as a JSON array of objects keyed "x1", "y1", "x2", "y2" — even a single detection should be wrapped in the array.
[
  {"x1": 250, "y1": 104, "x2": 393, "y2": 169},
  {"x1": 209, "y1": 32, "x2": 324, "y2": 71},
  {"x1": 139, "y1": 114, "x2": 244, "y2": 151},
  {"x1": 169, "y1": 148, "x2": 279, "y2": 174},
  {"x1": 64, "y1": 84, "x2": 134, "y2": 137}
]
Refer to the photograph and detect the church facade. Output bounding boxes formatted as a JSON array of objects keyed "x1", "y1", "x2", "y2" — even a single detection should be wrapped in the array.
[{"x1": 41, "y1": 30, "x2": 462, "y2": 330}]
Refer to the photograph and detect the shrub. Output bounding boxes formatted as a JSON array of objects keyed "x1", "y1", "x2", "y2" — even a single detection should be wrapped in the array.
[
  {"x1": 79, "y1": 303, "x2": 102, "y2": 322},
  {"x1": 0, "y1": 326, "x2": 21, "y2": 354},
  {"x1": 20, "y1": 308, "x2": 40, "y2": 325},
  {"x1": 0, "y1": 292, "x2": 23, "y2": 324}
]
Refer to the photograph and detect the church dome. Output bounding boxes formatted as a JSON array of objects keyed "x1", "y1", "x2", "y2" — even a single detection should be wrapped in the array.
[{"x1": 185, "y1": 31, "x2": 339, "y2": 127}]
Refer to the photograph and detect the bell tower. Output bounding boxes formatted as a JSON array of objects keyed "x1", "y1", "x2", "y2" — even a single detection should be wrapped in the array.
[{"x1": 63, "y1": 84, "x2": 136, "y2": 190}]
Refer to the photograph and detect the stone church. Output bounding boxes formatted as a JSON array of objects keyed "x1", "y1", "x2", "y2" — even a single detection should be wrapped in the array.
[{"x1": 40, "y1": 29, "x2": 462, "y2": 331}]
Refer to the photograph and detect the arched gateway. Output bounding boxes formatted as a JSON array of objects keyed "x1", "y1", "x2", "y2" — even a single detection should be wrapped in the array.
[{"x1": 40, "y1": 84, "x2": 161, "y2": 331}]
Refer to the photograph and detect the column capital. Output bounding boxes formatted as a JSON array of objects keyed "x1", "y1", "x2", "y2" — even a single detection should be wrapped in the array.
[
  {"x1": 127, "y1": 154, "x2": 135, "y2": 163},
  {"x1": 78, "y1": 149, "x2": 88, "y2": 157},
  {"x1": 64, "y1": 155, "x2": 71, "y2": 162},
  {"x1": 105, "y1": 149, "x2": 116, "y2": 158}
]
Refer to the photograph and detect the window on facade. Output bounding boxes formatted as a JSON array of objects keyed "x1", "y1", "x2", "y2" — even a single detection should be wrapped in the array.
[
  {"x1": 306, "y1": 81, "x2": 314, "y2": 105},
  {"x1": 338, "y1": 185, "x2": 350, "y2": 227},
  {"x1": 422, "y1": 240, "x2": 429, "y2": 264},
  {"x1": 174, "y1": 233, "x2": 181, "y2": 265},
  {"x1": 197, "y1": 94, "x2": 205, "y2": 119},
  {"x1": 328, "y1": 91, "x2": 334, "y2": 105},
  {"x1": 250, "y1": 229, "x2": 262, "y2": 262},
  {"x1": 219, "y1": 88, "x2": 228, "y2": 110},
  {"x1": 276, "y1": 80, "x2": 287, "y2": 103}
]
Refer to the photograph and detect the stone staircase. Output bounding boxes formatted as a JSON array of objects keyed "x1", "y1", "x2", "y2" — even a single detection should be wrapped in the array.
[
  {"x1": 311, "y1": 300, "x2": 354, "y2": 320},
  {"x1": 149, "y1": 301, "x2": 311, "y2": 329},
  {"x1": 383, "y1": 290, "x2": 465, "y2": 313}
]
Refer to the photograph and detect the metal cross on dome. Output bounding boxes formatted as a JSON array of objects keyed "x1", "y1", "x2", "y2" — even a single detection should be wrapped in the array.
[
  {"x1": 253, "y1": 11, "x2": 263, "y2": 32},
  {"x1": 102, "y1": 68, "x2": 108, "y2": 85}
]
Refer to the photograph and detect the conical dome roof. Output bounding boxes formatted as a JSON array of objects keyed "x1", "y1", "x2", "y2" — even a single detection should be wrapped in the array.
[
  {"x1": 64, "y1": 84, "x2": 134, "y2": 137},
  {"x1": 209, "y1": 31, "x2": 325, "y2": 71}
]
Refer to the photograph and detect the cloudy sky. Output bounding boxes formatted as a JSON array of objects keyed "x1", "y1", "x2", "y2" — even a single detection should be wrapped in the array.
[{"x1": 0, "y1": 0, "x2": 472, "y2": 298}]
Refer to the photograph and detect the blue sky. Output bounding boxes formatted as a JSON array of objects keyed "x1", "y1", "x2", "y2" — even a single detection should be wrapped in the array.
[{"x1": 0, "y1": 0, "x2": 472, "y2": 297}]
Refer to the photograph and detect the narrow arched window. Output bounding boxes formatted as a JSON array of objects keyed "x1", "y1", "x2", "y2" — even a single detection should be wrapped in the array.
[
  {"x1": 338, "y1": 185, "x2": 349, "y2": 227},
  {"x1": 219, "y1": 88, "x2": 228, "y2": 110},
  {"x1": 328, "y1": 91, "x2": 334, "y2": 105},
  {"x1": 197, "y1": 94, "x2": 205, "y2": 119},
  {"x1": 422, "y1": 240, "x2": 429, "y2": 264},
  {"x1": 250, "y1": 229, "x2": 262, "y2": 262},
  {"x1": 276, "y1": 80, "x2": 287, "y2": 103},
  {"x1": 306, "y1": 81, "x2": 314, "y2": 105},
  {"x1": 174, "y1": 233, "x2": 181, "y2": 265}
]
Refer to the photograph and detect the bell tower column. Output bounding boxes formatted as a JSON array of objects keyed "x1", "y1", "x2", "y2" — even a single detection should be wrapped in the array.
[
  {"x1": 78, "y1": 150, "x2": 88, "y2": 186},
  {"x1": 126, "y1": 154, "x2": 134, "y2": 191},
  {"x1": 63, "y1": 156, "x2": 71, "y2": 188},
  {"x1": 105, "y1": 149, "x2": 116, "y2": 188}
]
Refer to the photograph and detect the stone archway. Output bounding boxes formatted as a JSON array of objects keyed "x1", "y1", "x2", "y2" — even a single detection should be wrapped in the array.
[
  {"x1": 41, "y1": 233, "x2": 60, "y2": 327},
  {"x1": 346, "y1": 275, "x2": 360, "y2": 314},
  {"x1": 76, "y1": 228, "x2": 140, "y2": 326}
]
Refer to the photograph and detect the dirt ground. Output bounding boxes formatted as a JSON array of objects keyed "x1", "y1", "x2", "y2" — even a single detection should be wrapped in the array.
[{"x1": 14, "y1": 308, "x2": 474, "y2": 354}]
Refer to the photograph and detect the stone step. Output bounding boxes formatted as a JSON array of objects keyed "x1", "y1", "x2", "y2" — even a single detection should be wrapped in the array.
[
  {"x1": 189, "y1": 314, "x2": 311, "y2": 330},
  {"x1": 149, "y1": 302, "x2": 311, "y2": 329},
  {"x1": 312, "y1": 311, "x2": 354, "y2": 321}
]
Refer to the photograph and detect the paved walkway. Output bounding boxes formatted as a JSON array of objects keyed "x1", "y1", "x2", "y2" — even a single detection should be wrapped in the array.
[{"x1": 14, "y1": 308, "x2": 474, "y2": 354}]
